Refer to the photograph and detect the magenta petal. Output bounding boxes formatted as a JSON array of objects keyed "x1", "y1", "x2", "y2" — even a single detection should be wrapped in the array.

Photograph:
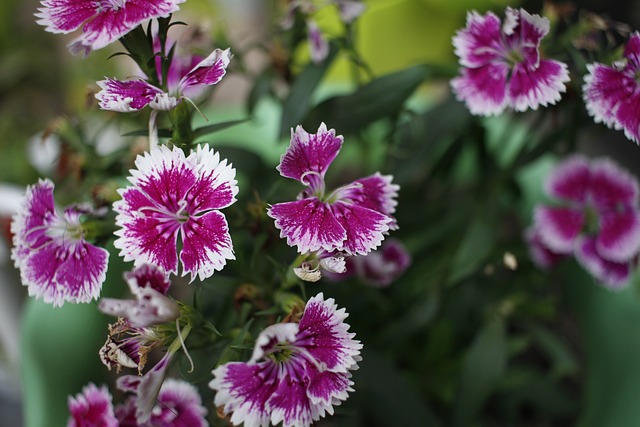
[
  {"x1": 35, "y1": 0, "x2": 96, "y2": 33},
  {"x1": 277, "y1": 123, "x2": 344, "y2": 187},
  {"x1": 611, "y1": 91, "x2": 640, "y2": 144},
  {"x1": 114, "y1": 188, "x2": 181, "y2": 274},
  {"x1": 68, "y1": 383, "x2": 118, "y2": 427},
  {"x1": 508, "y1": 59, "x2": 569, "y2": 112},
  {"x1": 210, "y1": 362, "x2": 276, "y2": 427},
  {"x1": 544, "y1": 155, "x2": 591, "y2": 204},
  {"x1": 180, "y1": 211, "x2": 235, "y2": 282},
  {"x1": 575, "y1": 236, "x2": 631, "y2": 289},
  {"x1": 267, "y1": 370, "x2": 316, "y2": 427},
  {"x1": 344, "y1": 173, "x2": 399, "y2": 218},
  {"x1": 534, "y1": 205, "x2": 584, "y2": 254},
  {"x1": 186, "y1": 144, "x2": 238, "y2": 211},
  {"x1": 583, "y1": 63, "x2": 633, "y2": 129},
  {"x1": 296, "y1": 293, "x2": 362, "y2": 372},
  {"x1": 597, "y1": 210, "x2": 640, "y2": 262},
  {"x1": 589, "y1": 158, "x2": 639, "y2": 208},
  {"x1": 307, "y1": 369, "x2": 353, "y2": 407},
  {"x1": 268, "y1": 198, "x2": 347, "y2": 254},
  {"x1": 96, "y1": 78, "x2": 166, "y2": 112},
  {"x1": 331, "y1": 202, "x2": 391, "y2": 255},
  {"x1": 524, "y1": 226, "x2": 566, "y2": 270},
  {"x1": 452, "y1": 11, "x2": 502, "y2": 68},
  {"x1": 509, "y1": 8, "x2": 549, "y2": 48},
  {"x1": 451, "y1": 63, "x2": 509, "y2": 116},
  {"x1": 307, "y1": 20, "x2": 329, "y2": 64},
  {"x1": 124, "y1": 263, "x2": 171, "y2": 295},
  {"x1": 178, "y1": 48, "x2": 231, "y2": 93},
  {"x1": 152, "y1": 379, "x2": 208, "y2": 427}
]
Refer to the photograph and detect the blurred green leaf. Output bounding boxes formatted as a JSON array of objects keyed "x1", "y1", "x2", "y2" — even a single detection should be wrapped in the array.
[
  {"x1": 193, "y1": 118, "x2": 249, "y2": 139},
  {"x1": 304, "y1": 64, "x2": 431, "y2": 135},
  {"x1": 279, "y1": 45, "x2": 338, "y2": 138},
  {"x1": 453, "y1": 316, "x2": 506, "y2": 427}
]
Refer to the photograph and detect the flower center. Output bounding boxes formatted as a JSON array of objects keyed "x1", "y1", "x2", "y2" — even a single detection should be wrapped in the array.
[
  {"x1": 46, "y1": 214, "x2": 85, "y2": 243},
  {"x1": 505, "y1": 48, "x2": 524, "y2": 66},
  {"x1": 583, "y1": 205, "x2": 600, "y2": 235},
  {"x1": 267, "y1": 343, "x2": 296, "y2": 363}
]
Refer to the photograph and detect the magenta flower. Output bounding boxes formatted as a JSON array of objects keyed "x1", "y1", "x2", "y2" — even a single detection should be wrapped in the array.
[
  {"x1": 267, "y1": 123, "x2": 398, "y2": 256},
  {"x1": 524, "y1": 226, "x2": 566, "y2": 271},
  {"x1": 583, "y1": 33, "x2": 640, "y2": 144},
  {"x1": 113, "y1": 144, "x2": 237, "y2": 282},
  {"x1": 10, "y1": 179, "x2": 109, "y2": 307},
  {"x1": 451, "y1": 7, "x2": 569, "y2": 116},
  {"x1": 68, "y1": 383, "x2": 118, "y2": 427},
  {"x1": 35, "y1": 0, "x2": 185, "y2": 55},
  {"x1": 96, "y1": 48, "x2": 231, "y2": 113},
  {"x1": 532, "y1": 155, "x2": 640, "y2": 288},
  {"x1": 210, "y1": 293, "x2": 362, "y2": 427},
  {"x1": 99, "y1": 264, "x2": 179, "y2": 328},
  {"x1": 116, "y1": 378, "x2": 208, "y2": 427}
]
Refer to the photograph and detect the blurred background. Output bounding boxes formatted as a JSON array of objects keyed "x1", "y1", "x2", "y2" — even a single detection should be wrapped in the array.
[{"x1": 3, "y1": 0, "x2": 640, "y2": 426}]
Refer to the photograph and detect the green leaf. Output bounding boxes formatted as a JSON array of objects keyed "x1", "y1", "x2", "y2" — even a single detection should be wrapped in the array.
[
  {"x1": 278, "y1": 45, "x2": 338, "y2": 138},
  {"x1": 122, "y1": 128, "x2": 172, "y2": 138},
  {"x1": 303, "y1": 64, "x2": 431, "y2": 135},
  {"x1": 453, "y1": 316, "x2": 507, "y2": 427},
  {"x1": 193, "y1": 118, "x2": 249, "y2": 139},
  {"x1": 216, "y1": 319, "x2": 254, "y2": 366}
]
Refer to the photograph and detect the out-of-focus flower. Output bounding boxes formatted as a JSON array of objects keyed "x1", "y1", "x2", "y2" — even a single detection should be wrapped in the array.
[
  {"x1": 67, "y1": 383, "x2": 118, "y2": 427},
  {"x1": 532, "y1": 155, "x2": 640, "y2": 288},
  {"x1": 281, "y1": 0, "x2": 365, "y2": 63},
  {"x1": 583, "y1": 32, "x2": 640, "y2": 144},
  {"x1": 113, "y1": 144, "x2": 238, "y2": 282},
  {"x1": 268, "y1": 123, "x2": 398, "y2": 256},
  {"x1": 11, "y1": 179, "x2": 109, "y2": 306},
  {"x1": 524, "y1": 226, "x2": 566, "y2": 270},
  {"x1": 210, "y1": 293, "x2": 362, "y2": 427},
  {"x1": 328, "y1": 238, "x2": 411, "y2": 287},
  {"x1": 27, "y1": 132, "x2": 61, "y2": 176},
  {"x1": 451, "y1": 7, "x2": 570, "y2": 116},
  {"x1": 35, "y1": 0, "x2": 185, "y2": 56},
  {"x1": 99, "y1": 264, "x2": 179, "y2": 328},
  {"x1": 96, "y1": 48, "x2": 231, "y2": 113},
  {"x1": 115, "y1": 378, "x2": 208, "y2": 427}
]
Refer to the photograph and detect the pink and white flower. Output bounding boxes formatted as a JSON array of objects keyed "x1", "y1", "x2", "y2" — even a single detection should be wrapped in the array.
[
  {"x1": 35, "y1": 0, "x2": 185, "y2": 55},
  {"x1": 115, "y1": 378, "x2": 208, "y2": 427},
  {"x1": 451, "y1": 7, "x2": 570, "y2": 116},
  {"x1": 98, "y1": 264, "x2": 179, "y2": 328},
  {"x1": 583, "y1": 32, "x2": 640, "y2": 144},
  {"x1": 267, "y1": 123, "x2": 398, "y2": 256},
  {"x1": 11, "y1": 179, "x2": 109, "y2": 307},
  {"x1": 532, "y1": 155, "x2": 640, "y2": 288},
  {"x1": 113, "y1": 144, "x2": 238, "y2": 282},
  {"x1": 96, "y1": 48, "x2": 231, "y2": 113},
  {"x1": 68, "y1": 383, "x2": 118, "y2": 427},
  {"x1": 210, "y1": 293, "x2": 362, "y2": 427}
]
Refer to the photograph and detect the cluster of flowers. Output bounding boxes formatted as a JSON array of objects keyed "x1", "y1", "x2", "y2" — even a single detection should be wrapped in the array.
[
  {"x1": 12, "y1": 1, "x2": 402, "y2": 426},
  {"x1": 451, "y1": 7, "x2": 640, "y2": 288}
]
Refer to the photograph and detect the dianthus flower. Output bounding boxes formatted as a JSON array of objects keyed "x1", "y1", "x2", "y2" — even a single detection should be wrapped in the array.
[
  {"x1": 532, "y1": 155, "x2": 640, "y2": 288},
  {"x1": 451, "y1": 7, "x2": 569, "y2": 116},
  {"x1": 99, "y1": 263, "x2": 179, "y2": 328},
  {"x1": 35, "y1": 0, "x2": 185, "y2": 55},
  {"x1": 210, "y1": 293, "x2": 362, "y2": 427},
  {"x1": 113, "y1": 144, "x2": 238, "y2": 282},
  {"x1": 11, "y1": 179, "x2": 109, "y2": 307},
  {"x1": 583, "y1": 33, "x2": 640, "y2": 144},
  {"x1": 96, "y1": 48, "x2": 231, "y2": 113},
  {"x1": 267, "y1": 123, "x2": 398, "y2": 256},
  {"x1": 68, "y1": 383, "x2": 118, "y2": 427},
  {"x1": 116, "y1": 377, "x2": 208, "y2": 426}
]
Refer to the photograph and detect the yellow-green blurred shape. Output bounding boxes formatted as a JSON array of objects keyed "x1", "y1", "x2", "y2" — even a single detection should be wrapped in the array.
[{"x1": 318, "y1": 0, "x2": 518, "y2": 80}]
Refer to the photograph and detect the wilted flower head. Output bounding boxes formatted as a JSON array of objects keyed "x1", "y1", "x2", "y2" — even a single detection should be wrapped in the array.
[
  {"x1": 113, "y1": 144, "x2": 238, "y2": 282},
  {"x1": 67, "y1": 383, "x2": 118, "y2": 427},
  {"x1": 96, "y1": 48, "x2": 231, "y2": 113},
  {"x1": 451, "y1": 7, "x2": 570, "y2": 116},
  {"x1": 99, "y1": 318, "x2": 162, "y2": 374},
  {"x1": 35, "y1": 0, "x2": 185, "y2": 55},
  {"x1": 11, "y1": 179, "x2": 109, "y2": 307},
  {"x1": 268, "y1": 123, "x2": 399, "y2": 256},
  {"x1": 98, "y1": 264, "x2": 179, "y2": 328},
  {"x1": 210, "y1": 293, "x2": 362, "y2": 427},
  {"x1": 583, "y1": 32, "x2": 640, "y2": 144},
  {"x1": 532, "y1": 155, "x2": 640, "y2": 288}
]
